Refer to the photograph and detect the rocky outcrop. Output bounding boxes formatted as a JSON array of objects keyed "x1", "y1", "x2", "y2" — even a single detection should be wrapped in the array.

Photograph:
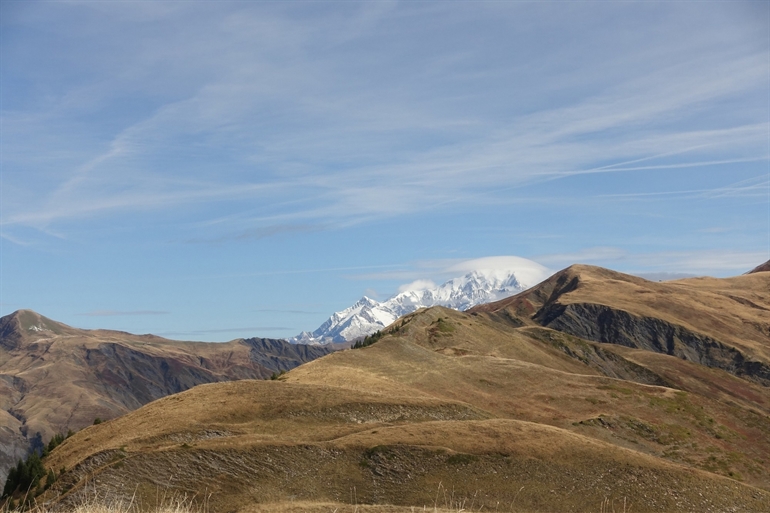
[
  {"x1": 244, "y1": 338, "x2": 333, "y2": 372},
  {"x1": 82, "y1": 343, "x2": 259, "y2": 409},
  {"x1": 535, "y1": 302, "x2": 770, "y2": 386}
]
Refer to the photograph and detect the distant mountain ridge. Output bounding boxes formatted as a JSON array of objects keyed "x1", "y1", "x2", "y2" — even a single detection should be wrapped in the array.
[
  {"x1": 0, "y1": 309, "x2": 332, "y2": 484},
  {"x1": 290, "y1": 265, "x2": 551, "y2": 344}
]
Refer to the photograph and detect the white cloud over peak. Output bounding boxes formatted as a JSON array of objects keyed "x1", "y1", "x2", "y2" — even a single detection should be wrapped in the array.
[
  {"x1": 397, "y1": 279, "x2": 437, "y2": 293},
  {"x1": 446, "y1": 256, "x2": 553, "y2": 287}
]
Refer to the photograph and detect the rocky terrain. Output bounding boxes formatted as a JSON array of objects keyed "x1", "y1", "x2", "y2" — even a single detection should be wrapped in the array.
[
  {"x1": 0, "y1": 310, "x2": 332, "y2": 483},
  {"x1": 22, "y1": 264, "x2": 770, "y2": 512}
]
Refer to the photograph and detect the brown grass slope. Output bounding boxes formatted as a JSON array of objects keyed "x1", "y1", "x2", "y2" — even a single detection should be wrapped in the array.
[
  {"x1": 0, "y1": 310, "x2": 331, "y2": 483},
  {"x1": 41, "y1": 379, "x2": 768, "y2": 513},
  {"x1": 36, "y1": 269, "x2": 770, "y2": 512}
]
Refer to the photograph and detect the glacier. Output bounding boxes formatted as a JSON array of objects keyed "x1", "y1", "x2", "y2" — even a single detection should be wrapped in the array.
[{"x1": 289, "y1": 260, "x2": 552, "y2": 345}]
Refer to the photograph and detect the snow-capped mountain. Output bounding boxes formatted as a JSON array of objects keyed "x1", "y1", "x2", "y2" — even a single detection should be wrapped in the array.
[{"x1": 290, "y1": 259, "x2": 551, "y2": 345}]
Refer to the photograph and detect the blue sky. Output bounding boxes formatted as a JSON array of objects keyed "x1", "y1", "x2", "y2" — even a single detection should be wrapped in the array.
[{"x1": 1, "y1": 1, "x2": 768, "y2": 341}]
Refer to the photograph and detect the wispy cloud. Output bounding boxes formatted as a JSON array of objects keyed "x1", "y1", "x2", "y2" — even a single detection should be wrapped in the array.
[
  {"x1": 185, "y1": 223, "x2": 323, "y2": 244},
  {"x1": 76, "y1": 310, "x2": 170, "y2": 317},
  {"x1": 1, "y1": 3, "x2": 766, "y2": 242},
  {"x1": 252, "y1": 309, "x2": 321, "y2": 315},
  {"x1": 184, "y1": 263, "x2": 408, "y2": 281},
  {"x1": 535, "y1": 248, "x2": 767, "y2": 276},
  {"x1": 397, "y1": 279, "x2": 437, "y2": 293},
  {"x1": 157, "y1": 326, "x2": 293, "y2": 337},
  {"x1": 351, "y1": 248, "x2": 768, "y2": 296},
  {"x1": 594, "y1": 175, "x2": 769, "y2": 202}
]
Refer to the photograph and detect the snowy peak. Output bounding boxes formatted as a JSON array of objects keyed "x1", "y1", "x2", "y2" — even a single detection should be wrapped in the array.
[{"x1": 289, "y1": 259, "x2": 551, "y2": 345}]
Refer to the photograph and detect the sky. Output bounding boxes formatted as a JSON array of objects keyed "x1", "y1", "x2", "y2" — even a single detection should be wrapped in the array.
[{"x1": 1, "y1": 0, "x2": 769, "y2": 341}]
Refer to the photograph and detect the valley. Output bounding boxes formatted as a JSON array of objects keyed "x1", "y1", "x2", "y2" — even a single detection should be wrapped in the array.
[{"x1": 0, "y1": 310, "x2": 332, "y2": 484}]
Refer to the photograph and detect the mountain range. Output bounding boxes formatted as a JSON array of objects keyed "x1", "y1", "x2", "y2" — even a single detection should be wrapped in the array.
[
  {"x1": 0, "y1": 310, "x2": 332, "y2": 484},
  {"x1": 21, "y1": 260, "x2": 770, "y2": 512},
  {"x1": 290, "y1": 263, "x2": 551, "y2": 344}
]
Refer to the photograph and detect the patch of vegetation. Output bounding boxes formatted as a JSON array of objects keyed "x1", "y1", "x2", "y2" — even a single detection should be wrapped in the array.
[
  {"x1": 446, "y1": 453, "x2": 478, "y2": 465},
  {"x1": 353, "y1": 330, "x2": 383, "y2": 349},
  {"x1": 363, "y1": 445, "x2": 392, "y2": 457},
  {"x1": 575, "y1": 415, "x2": 693, "y2": 447},
  {"x1": 699, "y1": 451, "x2": 744, "y2": 480},
  {"x1": 108, "y1": 450, "x2": 126, "y2": 464},
  {"x1": 646, "y1": 391, "x2": 736, "y2": 440},
  {"x1": 353, "y1": 317, "x2": 413, "y2": 349},
  {"x1": 478, "y1": 378, "x2": 504, "y2": 389},
  {"x1": 42, "y1": 432, "x2": 67, "y2": 457},
  {"x1": 2, "y1": 430, "x2": 74, "y2": 506},
  {"x1": 93, "y1": 417, "x2": 103, "y2": 425},
  {"x1": 657, "y1": 423, "x2": 692, "y2": 445},
  {"x1": 426, "y1": 317, "x2": 456, "y2": 342},
  {"x1": 2, "y1": 452, "x2": 46, "y2": 499},
  {"x1": 434, "y1": 317, "x2": 455, "y2": 334},
  {"x1": 270, "y1": 370, "x2": 287, "y2": 380},
  {"x1": 527, "y1": 328, "x2": 593, "y2": 364},
  {"x1": 390, "y1": 317, "x2": 411, "y2": 335}
]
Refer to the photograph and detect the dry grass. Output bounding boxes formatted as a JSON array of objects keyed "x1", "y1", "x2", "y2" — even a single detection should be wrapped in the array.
[
  {"x1": 4, "y1": 484, "x2": 621, "y2": 513},
  {"x1": 27, "y1": 268, "x2": 770, "y2": 512}
]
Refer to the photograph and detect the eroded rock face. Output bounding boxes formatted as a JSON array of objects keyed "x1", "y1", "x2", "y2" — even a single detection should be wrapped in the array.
[{"x1": 536, "y1": 302, "x2": 770, "y2": 386}]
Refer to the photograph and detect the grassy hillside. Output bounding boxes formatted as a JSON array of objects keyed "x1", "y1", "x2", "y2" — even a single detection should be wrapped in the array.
[
  {"x1": 8, "y1": 266, "x2": 770, "y2": 512},
  {"x1": 22, "y1": 266, "x2": 769, "y2": 512}
]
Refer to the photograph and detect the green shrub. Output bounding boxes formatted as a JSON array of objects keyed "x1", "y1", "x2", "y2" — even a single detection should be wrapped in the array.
[
  {"x1": 2, "y1": 451, "x2": 45, "y2": 499},
  {"x1": 353, "y1": 330, "x2": 383, "y2": 349},
  {"x1": 3, "y1": 430, "x2": 72, "y2": 501}
]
